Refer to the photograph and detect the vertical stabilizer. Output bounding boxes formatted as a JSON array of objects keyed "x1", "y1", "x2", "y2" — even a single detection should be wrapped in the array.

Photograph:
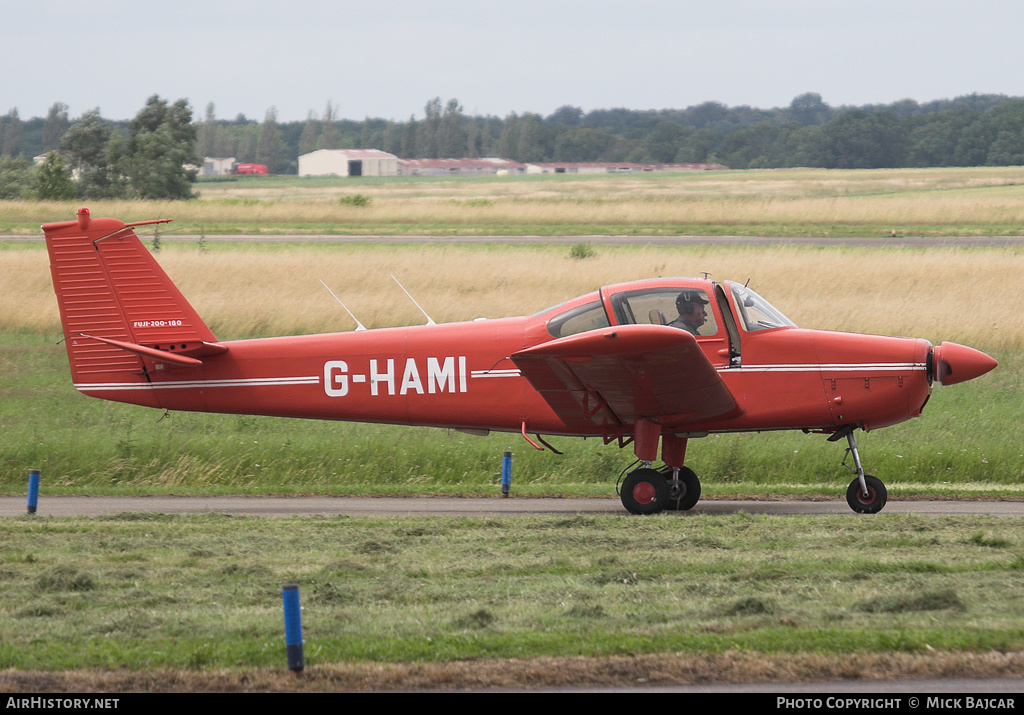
[{"x1": 42, "y1": 208, "x2": 219, "y2": 404}]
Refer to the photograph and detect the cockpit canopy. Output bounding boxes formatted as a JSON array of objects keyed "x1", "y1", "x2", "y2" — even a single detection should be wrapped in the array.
[{"x1": 544, "y1": 278, "x2": 795, "y2": 342}]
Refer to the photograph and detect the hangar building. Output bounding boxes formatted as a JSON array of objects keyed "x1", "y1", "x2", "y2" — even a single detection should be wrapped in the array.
[{"x1": 298, "y1": 149, "x2": 398, "y2": 177}]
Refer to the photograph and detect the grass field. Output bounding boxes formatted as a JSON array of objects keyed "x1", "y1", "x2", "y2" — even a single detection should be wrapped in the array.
[
  {"x1": 3, "y1": 166, "x2": 1024, "y2": 237},
  {"x1": 2, "y1": 167, "x2": 1023, "y2": 690},
  {"x1": 3, "y1": 512, "x2": 1024, "y2": 690}
]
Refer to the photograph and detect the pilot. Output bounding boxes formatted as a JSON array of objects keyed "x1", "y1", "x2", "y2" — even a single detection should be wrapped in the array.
[{"x1": 670, "y1": 291, "x2": 708, "y2": 335}]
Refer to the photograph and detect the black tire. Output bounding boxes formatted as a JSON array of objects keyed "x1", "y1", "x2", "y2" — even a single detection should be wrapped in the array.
[
  {"x1": 621, "y1": 468, "x2": 669, "y2": 515},
  {"x1": 661, "y1": 466, "x2": 702, "y2": 511},
  {"x1": 846, "y1": 474, "x2": 887, "y2": 514}
]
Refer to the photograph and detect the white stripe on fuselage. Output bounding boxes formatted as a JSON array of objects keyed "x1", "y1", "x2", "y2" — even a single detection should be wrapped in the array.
[
  {"x1": 722, "y1": 363, "x2": 926, "y2": 373},
  {"x1": 73, "y1": 362, "x2": 927, "y2": 393},
  {"x1": 470, "y1": 369, "x2": 521, "y2": 378},
  {"x1": 74, "y1": 369, "x2": 519, "y2": 393},
  {"x1": 75, "y1": 376, "x2": 321, "y2": 392}
]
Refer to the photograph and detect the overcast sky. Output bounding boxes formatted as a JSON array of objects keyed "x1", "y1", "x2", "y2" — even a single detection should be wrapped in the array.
[{"x1": 5, "y1": 0, "x2": 1024, "y2": 123}]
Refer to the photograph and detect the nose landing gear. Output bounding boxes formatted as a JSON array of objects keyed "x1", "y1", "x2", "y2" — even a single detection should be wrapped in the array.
[{"x1": 835, "y1": 427, "x2": 888, "y2": 514}]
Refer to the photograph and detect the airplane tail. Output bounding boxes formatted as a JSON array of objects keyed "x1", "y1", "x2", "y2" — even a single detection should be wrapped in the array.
[{"x1": 43, "y1": 208, "x2": 224, "y2": 405}]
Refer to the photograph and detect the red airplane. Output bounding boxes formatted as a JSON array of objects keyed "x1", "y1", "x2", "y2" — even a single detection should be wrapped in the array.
[{"x1": 43, "y1": 209, "x2": 998, "y2": 515}]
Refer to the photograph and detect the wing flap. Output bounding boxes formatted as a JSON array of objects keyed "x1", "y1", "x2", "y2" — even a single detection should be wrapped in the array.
[{"x1": 512, "y1": 325, "x2": 738, "y2": 429}]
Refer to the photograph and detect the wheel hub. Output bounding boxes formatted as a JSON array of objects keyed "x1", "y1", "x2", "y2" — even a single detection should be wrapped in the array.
[
  {"x1": 632, "y1": 482, "x2": 657, "y2": 504},
  {"x1": 855, "y1": 486, "x2": 876, "y2": 505}
]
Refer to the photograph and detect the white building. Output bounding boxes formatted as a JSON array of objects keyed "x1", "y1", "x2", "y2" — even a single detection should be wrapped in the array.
[
  {"x1": 201, "y1": 157, "x2": 236, "y2": 176},
  {"x1": 397, "y1": 157, "x2": 526, "y2": 176},
  {"x1": 298, "y1": 149, "x2": 398, "y2": 177},
  {"x1": 524, "y1": 162, "x2": 726, "y2": 174}
]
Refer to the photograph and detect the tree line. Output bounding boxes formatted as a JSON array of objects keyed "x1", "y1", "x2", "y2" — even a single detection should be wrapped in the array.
[
  {"x1": 0, "y1": 96, "x2": 198, "y2": 201},
  {"x1": 2, "y1": 92, "x2": 1024, "y2": 200}
]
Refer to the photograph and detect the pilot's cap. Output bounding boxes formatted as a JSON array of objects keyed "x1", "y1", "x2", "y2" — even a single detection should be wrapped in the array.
[{"x1": 676, "y1": 290, "x2": 709, "y2": 310}]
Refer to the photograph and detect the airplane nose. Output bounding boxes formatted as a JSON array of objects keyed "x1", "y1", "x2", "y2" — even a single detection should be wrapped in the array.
[{"x1": 931, "y1": 342, "x2": 998, "y2": 386}]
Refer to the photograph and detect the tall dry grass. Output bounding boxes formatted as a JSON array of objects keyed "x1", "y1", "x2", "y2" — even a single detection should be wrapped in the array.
[
  {"x1": 5, "y1": 166, "x2": 1024, "y2": 235},
  {"x1": 6, "y1": 242, "x2": 1023, "y2": 350}
]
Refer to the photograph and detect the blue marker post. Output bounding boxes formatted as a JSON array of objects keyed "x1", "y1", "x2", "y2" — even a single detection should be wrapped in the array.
[
  {"x1": 281, "y1": 584, "x2": 304, "y2": 673},
  {"x1": 27, "y1": 469, "x2": 40, "y2": 515},
  {"x1": 501, "y1": 451, "x2": 512, "y2": 497}
]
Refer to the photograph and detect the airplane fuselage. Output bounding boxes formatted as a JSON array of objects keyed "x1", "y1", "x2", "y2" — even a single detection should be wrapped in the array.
[{"x1": 77, "y1": 311, "x2": 934, "y2": 440}]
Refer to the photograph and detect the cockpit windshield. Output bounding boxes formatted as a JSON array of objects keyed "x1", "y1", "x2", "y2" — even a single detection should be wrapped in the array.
[{"x1": 729, "y1": 283, "x2": 797, "y2": 331}]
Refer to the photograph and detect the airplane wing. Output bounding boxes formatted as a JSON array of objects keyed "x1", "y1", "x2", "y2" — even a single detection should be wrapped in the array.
[{"x1": 511, "y1": 324, "x2": 739, "y2": 432}]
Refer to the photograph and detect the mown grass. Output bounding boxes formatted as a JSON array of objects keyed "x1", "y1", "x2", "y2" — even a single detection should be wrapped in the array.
[
  {"x1": 3, "y1": 166, "x2": 1024, "y2": 236},
  {"x1": 2, "y1": 512, "x2": 1024, "y2": 672}
]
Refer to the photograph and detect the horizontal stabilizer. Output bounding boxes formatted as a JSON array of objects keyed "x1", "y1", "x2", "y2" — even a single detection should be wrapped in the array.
[{"x1": 77, "y1": 334, "x2": 227, "y2": 367}]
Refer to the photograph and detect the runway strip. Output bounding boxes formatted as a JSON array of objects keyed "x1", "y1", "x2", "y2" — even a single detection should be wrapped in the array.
[
  {"x1": 2, "y1": 495, "x2": 1022, "y2": 518},
  {"x1": 7, "y1": 234, "x2": 1024, "y2": 247}
]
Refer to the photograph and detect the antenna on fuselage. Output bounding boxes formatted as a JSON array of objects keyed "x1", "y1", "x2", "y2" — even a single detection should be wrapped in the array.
[
  {"x1": 319, "y1": 279, "x2": 367, "y2": 331},
  {"x1": 391, "y1": 274, "x2": 436, "y2": 326}
]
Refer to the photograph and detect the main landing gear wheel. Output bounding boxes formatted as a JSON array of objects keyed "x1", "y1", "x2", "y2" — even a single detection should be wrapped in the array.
[
  {"x1": 620, "y1": 468, "x2": 669, "y2": 515},
  {"x1": 846, "y1": 474, "x2": 887, "y2": 514},
  {"x1": 661, "y1": 466, "x2": 702, "y2": 511}
]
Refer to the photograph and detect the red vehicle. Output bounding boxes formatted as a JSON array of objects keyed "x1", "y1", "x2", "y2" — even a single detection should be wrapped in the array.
[
  {"x1": 43, "y1": 209, "x2": 997, "y2": 514},
  {"x1": 234, "y1": 163, "x2": 268, "y2": 175}
]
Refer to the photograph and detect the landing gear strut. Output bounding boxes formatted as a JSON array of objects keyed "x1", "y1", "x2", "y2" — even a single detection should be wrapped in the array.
[{"x1": 839, "y1": 429, "x2": 887, "y2": 514}]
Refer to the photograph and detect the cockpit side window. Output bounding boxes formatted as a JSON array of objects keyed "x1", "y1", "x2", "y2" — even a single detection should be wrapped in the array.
[
  {"x1": 547, "y1": 300, "x2": 611, "y2": 338},
  {"x1": 611, "y1": 288, "x2": 719, "y2": 337}
]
